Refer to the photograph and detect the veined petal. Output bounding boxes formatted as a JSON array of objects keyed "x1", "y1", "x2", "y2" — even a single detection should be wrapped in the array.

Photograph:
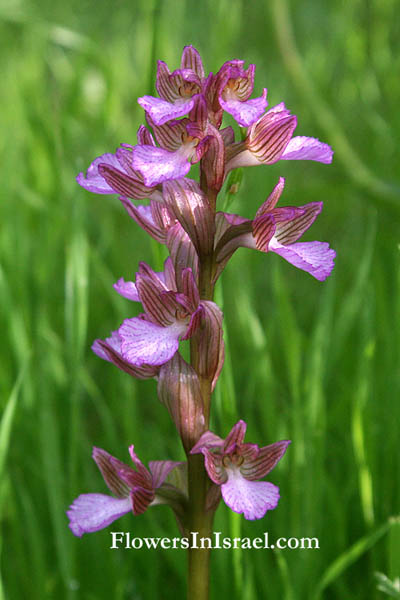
[
  {"x1": 247, "y1": 112, "x2": 297, "y2": 164},
  {"x1": 221, "y1": 471, "x2": 280, "y2": 520},
  {"x1": 274, "y1": 202, "x2": 323, "y2": 245},
  {"x1": 220, "y1": 89, "x2": 267, "y2": 127},
  {"x1": 132, "y1": 146, "x2": 191, "y2": 187},
  {"x1": 113, "y1": 278, "x2": 140, "y2": 301},
  {"x1": 119, "y1": 317, "x2": 186, "y2": 366},
  {"x1": 91, "y1": 332, "x2": 159, "y2": 379},
  {"x1": 190, "y1": 430, "x2": 225, "y2": 454},
  {"x1": 241, "y1": 440, "x2": 291, "y2": 480},
  {"x1": 130, "y1": 487, "x2": 155, "y2": 515},
  {"x1": 67, "y1": 494, "x2": 132, "y2": 537},
  {"x1": 120, "y1": 198, "x2": 170, "y2": 244},
  {"x1": 77, "y1": 153, "x2": 121, "y2": 194},
  {"x1": 252, "y1": 214, "x2": 276, "y2": 252},
  {"x1": 181, "y1": 45, "x2": 205, "y2": 79},
  {"x1": 200, "y1": 448, "x2": 227, "y2": 485},
  {"x1": 223, "y1": 420, "x2": 247, "y2": 452},
  {"x1": 138, "y1": 95, "x2": 196, "y2": 126},
  {"x1": 281, "y1": 136, "x2": 333, "y2": 163},
  {"x1": 270, "y1": 240, "x2": 336, "y2": 281},
  {"x1": 92, "y1": 447, "x2": 131, "y2": 498},
  {"x1": 98, "y1": 163, "x2": 158, "y2": 200},
  {"x1": 255, "y1": 177, "x2": 286, "y2": 215},
  {"x1": 148, "y1": 460, "x2": 183, "y2": 489}
]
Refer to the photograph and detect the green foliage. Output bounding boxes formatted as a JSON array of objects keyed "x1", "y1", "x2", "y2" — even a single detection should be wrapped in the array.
[{"x1": 0, "y1": 0, "x2": 399, "y2": 598}]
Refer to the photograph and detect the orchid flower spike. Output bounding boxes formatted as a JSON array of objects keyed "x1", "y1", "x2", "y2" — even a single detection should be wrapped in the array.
[
  {"x1": 191, "y1": 421, "x2": 290, "y2": 520},
  {"x1": 67, "y1": 446, "x2": 182, "y2": 536}
]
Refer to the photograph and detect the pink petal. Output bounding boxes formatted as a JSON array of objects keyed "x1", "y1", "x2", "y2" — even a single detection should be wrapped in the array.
[
  {"x1": 281, "y1": 136, "x2": 333, "y2": 163},
  {"x1": 138, "y1": 96, "x2": 196, "y2": 126},
  {"x1": 67, "y1": 493, "x2": 132, "y2": 537},
  {"x1": 223, "y1": 420, "x2": 247, "y2": 453},
  {"x1": 92, "y1": 447, "x2": 131, "y2": 498},
  {"x1": 113, "y1": 278, "x2": 140, "y2": 301},
  {"x1": 119, "y1": 317, "x2": 186, "y2": 366},
  {"x1": 190, "y1": 431, "x2": 225, "y2": 454},
  {"x1": 91, "y1": 332, "x2": 160, "y2": 379},
  {"x1": 148, "y1": 460, "x2": 182, "y2": 489},
  {"x1": 241, "y1": 440, "x2": 291, "y2": 480},
  {"x1": 181, "y1": 45, "x2": 205, "y2": 79},
  {"x1": 219, "y1": 90, "x2": 267, "y2": 127},
  {"x1": 221, "y1": 471, "x2": 280, "y2": 520},
  {"x1": 132, "y1": 146, "x2": 191, "y2": 186},
  {"x1": 270, "y1": 240, "x2": 336, "y2": 281},
  {"x1": 77, "y1": 153, "x2": 122, "y2": 194},
  {"x1": 274, "y1": 202, "x2": 323, "y2": 245}
]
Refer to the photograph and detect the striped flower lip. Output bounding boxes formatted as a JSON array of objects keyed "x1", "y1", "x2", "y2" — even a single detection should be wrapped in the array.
[
  {"x1": 191, "y1": 420, "x2": 290, "y2": 520},
  {"x1": 67, "y1": 446, "x2": 182, "y2": 536}
]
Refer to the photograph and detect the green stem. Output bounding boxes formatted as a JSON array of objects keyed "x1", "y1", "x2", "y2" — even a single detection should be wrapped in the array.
[{"x1": 186, "y1": 191, "x2": 217, "y2": 600}]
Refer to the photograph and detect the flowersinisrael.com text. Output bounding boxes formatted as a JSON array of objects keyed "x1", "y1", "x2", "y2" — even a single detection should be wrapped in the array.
[{"x1": 110, "y1": 532, "x2": 319, "y2": 551}]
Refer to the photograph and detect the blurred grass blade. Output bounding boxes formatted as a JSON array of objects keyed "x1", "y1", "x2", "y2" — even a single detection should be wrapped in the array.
[
  {"x1": 375, "y1": 572, "x2": 400, "y2": 598},
  {"x1": 0, "y1": 358, "x2": 28, "y2": 481},
  {"x1": 0, "y1": 360, "x2": 28, "y2": 600},
  {"x1": 313, "y1": 518, "x2": 398, "y2": 598}
]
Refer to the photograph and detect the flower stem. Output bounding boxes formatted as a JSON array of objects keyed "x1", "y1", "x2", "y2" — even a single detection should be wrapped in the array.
[
  {"x1": 187, "y1": 453, "x2": 214, "y2": 600},
  {"x1": 187, "y1": 185, "x2": 217, "y2": 600}
]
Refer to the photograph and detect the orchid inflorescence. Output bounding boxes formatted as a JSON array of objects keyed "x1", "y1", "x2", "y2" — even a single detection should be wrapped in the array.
[{"x1": 68, "y1": 46, "x2": 334, "y2": 538}]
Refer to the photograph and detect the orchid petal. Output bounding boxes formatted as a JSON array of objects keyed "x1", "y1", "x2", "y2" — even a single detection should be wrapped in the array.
[
  {"x1": 270, "y1": 240, "x2": 336, "y2": 281},
  {"x1": 220, "y1": 89, "x2": 267, "y2": 127},
  {"x1": 76, "y1": 153, "x2": 121, "y2": 194},
  {"x1": 138, "y1": 95, "x2": 196, "y2": 126},
  {"x1": 119, "y1": 317, "x2": 186, "y2": 366},
  {"x1": 223, "y1": 420, "x2": 247, "y2": 452},
  {"x1": 190, "y1": 431, "x2": 225, "y2": 454},
  {"x1": 281, "y1": 136, "x2": 333, "y2": 164},
  {"x1": 92, "y1": 447, "x2": 131, "y2": 498},
  {"x1": 221, "y1": 472, "x2": 280, "y2": 520},
  {"x1": 148, "y1": 460, "x2": 182, "y2": 489},
  {"x1": 91, "y1": 332, "x2": 159, "y2": 379},
  {"x1": 181, "y1": 45, "x2": 205, "y2": 79},
  {"x1": 113, "y1": 278, "x2": 140, "y2": 301},
  {"x1": 241, "y1": 440, "x2": 291, "y2": 480},
  {"x1": 132, "y1": 146, "x2": 191, "y2": 187},
  {"x1": 67, "y1": 494, "x2": 132, "y2": 537},
  {"x1": 274, "y1": 202, "x2": 323, "y2": 245}
]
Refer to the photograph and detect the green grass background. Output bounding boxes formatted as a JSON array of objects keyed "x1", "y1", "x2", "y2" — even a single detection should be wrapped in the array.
[{"x1": 1, "y1": 0, "x2": 399, "y2": 598}]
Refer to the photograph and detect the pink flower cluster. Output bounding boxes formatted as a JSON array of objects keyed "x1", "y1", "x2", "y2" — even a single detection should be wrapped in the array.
[{"x1": 68, "y1": 46, "x2": 334, "y2": 536}]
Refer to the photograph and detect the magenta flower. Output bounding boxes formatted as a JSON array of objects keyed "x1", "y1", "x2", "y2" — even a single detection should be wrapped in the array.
[
  {"x1": 131, "y1": 99, "x2": 211, "y2": 186},
  {"x1": 215, "y1": 177, "x2": 336, "y2": 281},
  {"x1": 67, "y1": 446, "x2": 182, "y2": 536},
  {"x1": 225, "y1": 102, "x2": 333, "y2": 172},
  {"x1": 191, "y1": 420, "x2": 290, "y2": 520},
  {"x1": 212, "y1": 59, "x2": 268, "y2": 127},
  {"x1": 117, "y1": 261, "x2": 205, "y2": 366},
  {"x1": 76, "y1": 127, "x2": 162, "y2": 201},
  {"x1": 138, "y1": 46, "x2": 204, "y2": 125}
]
